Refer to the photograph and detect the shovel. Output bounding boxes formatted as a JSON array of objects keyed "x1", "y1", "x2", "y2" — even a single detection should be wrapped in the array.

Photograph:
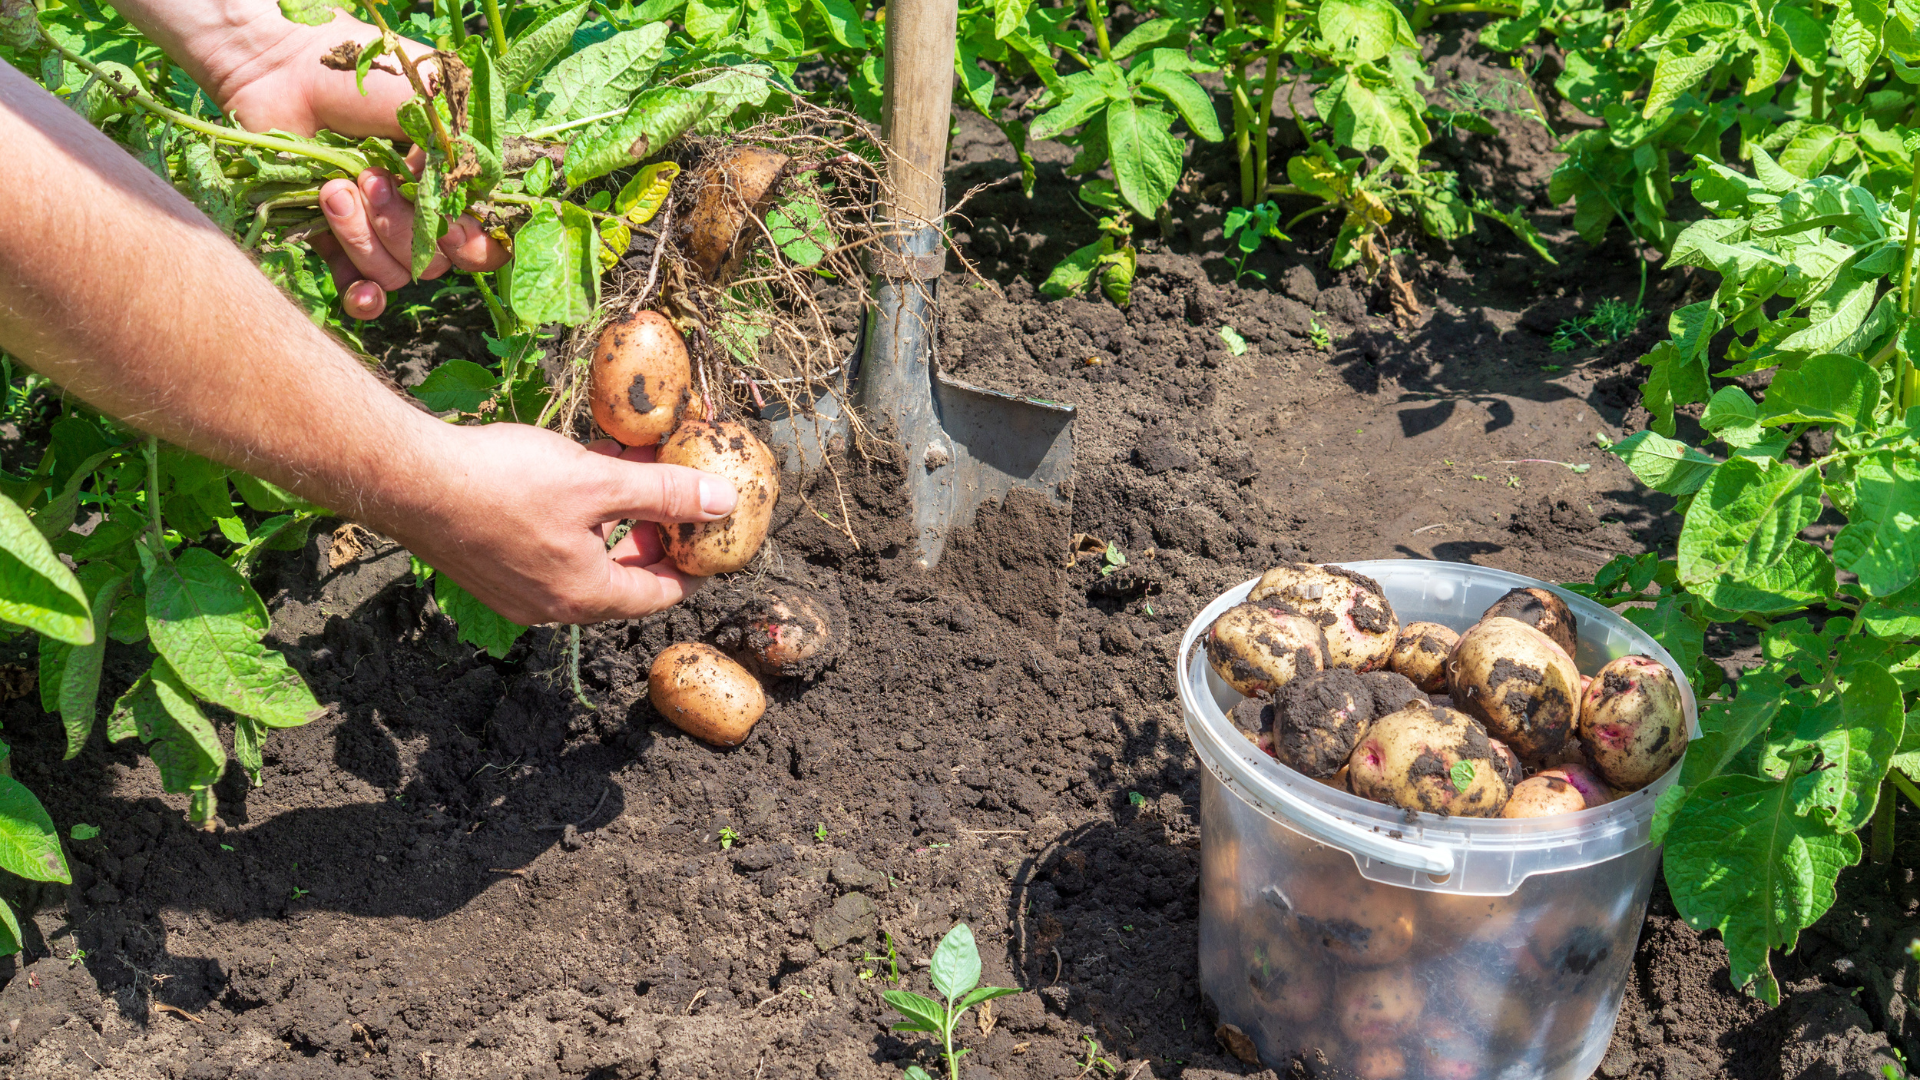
[{"x1": 761, "y1": 0, "x2": 1076, "y2": 588}]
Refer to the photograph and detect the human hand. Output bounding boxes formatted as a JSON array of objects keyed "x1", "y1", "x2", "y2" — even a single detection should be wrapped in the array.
[{"x1": 388, "y1": 423, "x2": 740, "y2": 626}]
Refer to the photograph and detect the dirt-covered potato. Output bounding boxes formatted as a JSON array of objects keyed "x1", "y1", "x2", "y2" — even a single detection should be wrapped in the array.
[
  {"x1": 656, "y1": 420, "x2": 779, "y2": 576},
  {"x1": 1489, "y1": 738, "x2": 1523, "y2": 789},
  {"x1": 1537, "y1": 761, "x2": 1613, "y2": 807},
  {"x1": 1205, "y1": 601, "x2": 1330, "y2": 696},
  {"x1": 1362, "y1": 670, "x2": 1425, "y2": 719},
  {"x1": 1501, "y1": 774, "x2": 1590, "y2": 818},
  {"x1": 1389, "y1": 621, "x2": 1458, "y2": 692},
  {"x1": 721, "y1": 586, "x2": 843, "y2": 678},
  {"x1": 1284, "y1": 877, "x2": 1416, "y2": 966},
  {"x1": 1579, "y1": 654, "x2": 1688, "y2": 791},
  {"x1": 1481, "y1": 586, "x2": 1579, "y2": 657},
  {"x1": 590, "y1": 310, "x2": 692, "y2": 446},
  {"x1": 1231, "y1": 695, "x2": 1274, "y2": 736},
  {"x1": 648, "y1": 643, "x2": 766, "y2": 746},
  {"x1": 1249, "y1": 563, "x2": 1399, "y2": 671},
  {"x1": 1336, "y1": 968, "x2": 1425, "y2": 1041},
  {"x1": 1346, "y1": 703, "x2": 1515, "y2": 816},
  {"x1": 1245, "y1": 929, "x2": 1327, "y2": 1021},
  {"x1": 1447, "y1": 617, "x2": 1582, "y2": 764},
  {"x1": 1271, "y1": 669, "x2": 1374, "y2": 779},
  {"x1": 683, "y1": 147, "x2": 790, "y2": 284}
]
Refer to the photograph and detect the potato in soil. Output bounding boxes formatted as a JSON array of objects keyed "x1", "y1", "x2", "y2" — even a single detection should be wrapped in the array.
[
  {"x1": 1270, "y1": 669, "x2": 1374, "y2": 779},
  {"x1": 649, "y1": 643, "x2": 766, "y2": 746},
  {"x1": 682, "y1": 146, "x2": 790, "y2": 284},
  {"x1": 1481, "y1": 586, "x2": 1579, "y2": 656},
  {"x1": 1447, "y1": 617, "x2": 1582, "y2": 764},
  {"x1": 1249, "y1": 563, "x2": 1399, "y2": 671},
  {"x1": 590, "y1": 310, "x2": 691, "y2": 446},
  {"x1": 1389, "y1": 620, "x2": 1458, "y2": 692},
  {"x1": 1346, "y1": 702, "x2": 1515, "y2": 816},
  {"x1": 656, "y1": 419, "x2": 779, "y2": 576},
  {"x1": 1205, "y1": 601, "x2": 1330, "y2": 696},
  {"x1": 721, "y1": 585, "x2": 842, "y2": 678},
  {"x1": 1579, "y1": 654, "x2": 1688, "y2": 790}
]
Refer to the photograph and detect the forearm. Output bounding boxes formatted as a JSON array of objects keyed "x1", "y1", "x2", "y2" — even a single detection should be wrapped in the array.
[{"x1": 0, "y1": 63, "x2": 443, "y2": 533}]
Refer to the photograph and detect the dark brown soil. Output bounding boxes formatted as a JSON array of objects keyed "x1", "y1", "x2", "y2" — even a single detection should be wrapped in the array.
[{"x1": 0, "y1": 24, "x2": 1913, "y2": 1080}]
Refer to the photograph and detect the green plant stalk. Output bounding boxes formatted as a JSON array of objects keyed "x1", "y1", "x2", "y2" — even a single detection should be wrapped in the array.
[
  {"x1": 484, "y1": 0, "x2": 509, "y2": 58},
  {"x1": 1899, "y1": 153, "x2": 1920, "y2": 411},
  {"x1": 1223, "y1": 1, "x2": 1256, "y2": 206},
  {"x1": 469, "y1": 270, "x2": 512, "y2": 339},
  {"x1": 189, "y1": 787, "x2": 216, "y2": 831},
  {"x1": 447, "y1": 0, "x2": 471, "y2": 46},
  {"x1": 1893, "y1": 768, "x2": 1920, "y2": 810},
  {"x1": 1872, "y1": 777, "x2": 1897, "y2": 863},
  {"x1": 1252, "y1": 14, "x2": 1309, "y2": 202},
  {"x1": 520, "y1": 106, "x2": 631, "y2": 140},
  {"x1": 1084, "y1": 0, "x2": 1114, "y2": 61},
  {"x1": 50, "y1": 42, "x2": 367, "y2": 175},
  {"x1": 940, "y1": 1006, "x2": 961, "y2": 1080},
  {"x1": 242, "y1": 190, "x2": 321, "y2": 248},
  {"x1": 357, "y1": 5, "x2": 460, "y2": 167},
  {"x1": 143, "y1": 436, "x2": 165, "y2": 551}
]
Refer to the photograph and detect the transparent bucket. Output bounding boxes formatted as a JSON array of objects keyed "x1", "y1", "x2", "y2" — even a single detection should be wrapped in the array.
[{"x1": 1179, "y1": 561, "x2": 1698, "y2": 1080}]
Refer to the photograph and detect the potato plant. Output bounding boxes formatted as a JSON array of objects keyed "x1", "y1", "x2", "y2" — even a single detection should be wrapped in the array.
[{"x1": 1575, "y1": 153, "x2": 1920, "y2": 1004}]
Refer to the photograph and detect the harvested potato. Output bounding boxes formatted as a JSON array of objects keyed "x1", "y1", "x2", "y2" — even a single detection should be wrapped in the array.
[
  {"x1": 590, "y1": 310, "x2": 692, "y2": 446},
  {"x1": 1501, "y1": 774, "x2": 1590, "y2": 818},
  {"x1": 1362, "y1": 670, "x2": 1425, "y2": 719},
  {"x1": 1205, "y1": 601, "x2": 1330, "y2": 696},
  {"x1": 1489, "y1": 738, "x2": 1524, "y2": 789},
  {"x1": 1419, "y1": 1017, "x2": 1485, "y2": 1080},
  {"x1": 1389, "y1": 621, "x2": 1459, "y2": 692},
  {"x1": 1481, "y1": 586, "x2": 1579, "y2": 657},
  {"x1": 1318, "y1": 765, "x2": 1350, "y2": 792},
  {"x1": 1520, "y1": 905, "x2": 1617, "y2": 988},
  {"x1": 656, "y1": 420, "x2": 779, "y2": 576},
  {"x1": 1447, "y1": 617, "x2": 1582, "y2": 764},
  {"x1": 1271, "y1": 669, "x2": 1374, "y2": 779},
  {"x1": 1284, "y1": 878, "x2": 1416, "y2": 966},
  {"x1": 683, "y1": 147, "x2": 791, "y2": 283},
  {"x1": 1354, "y1": 1046, "x2": 1408, "y2": 1080},
  {"x1": 1250, "y1": 563, "x2": 1399, "y2": 671},
  {"x1": 648, "y1": 643, "x2": 766, "y2": 746},
  {"x1": 722, "y1": 586, "x2": 842, "y2": 678},
  {"x1": 1424, "y1": 892, "x2": 1520, "y2": 947},
  {"x1": 1537, "y1": 761, "x2": 1613, "y2": 807},
  {"x1": 1346, "y1": 703, "x2": 1516, "y2": 817},
  {"x1": 1579, "y1": 654, "x2": 1688, "y2": 790},
  {"x1": 1230, "y1": 695, "x2": 1274, "y2": 736},
  {"x1": 1201, "y1": 838, "x2": 1244, "y2": 923},
  {"x1": 1245, "y1": 930, "x2": 1327, "y2": 1021},
  {"x1": 1336, "y1": 968, "x2": 1425, "y2": 1041}
]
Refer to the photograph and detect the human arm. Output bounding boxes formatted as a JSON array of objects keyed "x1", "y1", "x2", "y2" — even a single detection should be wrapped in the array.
[
  {"x1": 0, "y1": 62, "x2": 733, "y2": 624},
  {"x1": 106, "y1": 0, "x2": 507, "y2": 319}
]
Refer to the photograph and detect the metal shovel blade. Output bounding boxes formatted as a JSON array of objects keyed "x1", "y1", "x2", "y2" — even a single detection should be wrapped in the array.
[{"x1": 763, "y1": 225, "x2": 1075, "y2": 612}]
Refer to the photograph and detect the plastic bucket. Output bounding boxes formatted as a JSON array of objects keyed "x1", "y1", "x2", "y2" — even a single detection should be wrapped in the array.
[{"x1": 1179, "y1": 561, "x2": 1698, "y2": 1080}]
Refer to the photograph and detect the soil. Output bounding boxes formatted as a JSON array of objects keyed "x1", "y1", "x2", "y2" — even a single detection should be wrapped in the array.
[{"x1": 1, "y1": 22, "x2": 1915, "y2": 1080}]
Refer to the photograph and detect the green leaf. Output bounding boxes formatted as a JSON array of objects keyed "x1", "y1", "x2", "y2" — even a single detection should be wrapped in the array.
[
  {"x1": 1745, "y1": 23, "x2": 1791, "y2": 94},
  {"x1": 277, "y1": 0, "x2": 345, "y2": 27},
  {"x1": 111, "y1": 661, "x2": 226, "y2": 795},
  {"x1": 930, "y1": 923, "x2": 983, "y2": 1000},
  {"x1": 1319, "y1": 0, "x2": 1408, "y2": 61},
  {"x1": 1665, "y1": 773, "x2": 1859, "y2": 1004},
  {"x1": 460, "y1": 39, "x2": 504, "y2": 163},
  {"x1": 685, "y1": 0, "x2": 744, "y2": 41},
  {"x1": 1028, "y1": 83, "x2": 1106, "y2": 142},
  {"x1": 957, "y1": 985, "x2": 1023, "y2": 1010},
  {"x1": 1219, "y1": 325, "x2": 1249, "y2": 355},
  {"x1": 810, "y1": 0, "x2": 866, "y2": 46},
  {"x1": 1761, "y1": 354, "x2": 1879, "y2": 429},
  {"x1": 1677, "y1": 457, "x2": 1824, "y2": 590},
  {"x1": 502, "y1": 0, "x2": 591, "y2": 89},
  {"x1": 883, "y1": 989, "x2": 948, "y2": 1033},
  {"x1": 233, "y1": 713, "x2": 266, "y2": 787},
  {"x1": 59, "y1": 574, "x2": 126, "y2": 760},
  {"x1": 1139, "y1": 67, "x2": 1222, "y2": 142},
  {"x1": 231, "y1": 473, "x2": 307, "y2": 513},
  {"x1": 0, "y1": 775, "x2": 69, "y2": 884},
  {"x1": 1833, "y1": 0, "x2": 1887, "y2": 82},
  {"x1": 1791, "y1": 667, "x2": 1904, "y2": 831},
  {"x1": 1610, "y1": 430, "x2": 1720, "y2": 495},
  {"x1": 145, "y1": 547, "x2": 322, "y2": 728},
  {"x1": 0, "y1": 490, "x2": 93, "y2": 644},
  {"x1": 1450, "y1": 760, "x2": 1476, "y2": 792},
  {"x1": 1112, "y1": 17, "x2": 1178, "y2": 58},
  {"x1": 616, "y1": 161, "x2": 679, "y2": 224},
  {"x1": 38, "y1": 640, "x2": 68, "y2": 715},
  {"x1": 1777, "y1": 283, "x2": 1881, "y2": 356},
  {"x1": 1831, "y1": 451, "x2": 1920, "y2": 597},
  {"x1": 562, "y1": 87, "x2": 714, "y2": 186},
  {"x1": 1623, "y1": 595, "x2": 1706, "y2": 682},
  {"x1": 68, "y1": 824, "x2": 98, "y2": 841},
  {"x1": 1645, "y1": 39, "x2": 1725, "y2": 117},
  {"x1": 433, "y1": 574, "x2": 527, "y2": 659},
  {"x1": 353, "y1": 34, "x2": 387, "y2": 97},
  {"x1": 413, "y1": 360, "x2": 500, "y2": 413},
  {"x1": 502, "y1": 201, "x2": 592, "y2": 327},
  {"x1": 1862, "y1": 577, "x2": 1920, "y2": 638},
  {"x1": 1775, "y1": 4, "x2": 1829, "y2": 66},
  {"x1": 532, "y1": 23, "x2": 669, "y2": 124},
  {"x1": 0, "y1": 897, "x2": 19, "y2": 956},
  {"x1": 1040, "y1": 240, "x2": 1104, "y2": 299},
  {"x1": 1650, "y1": 671, "x2": 1786, "y2": 844},
  {"x1": 1105, "y1": 99, "x2": 1183, "y2": 219}
]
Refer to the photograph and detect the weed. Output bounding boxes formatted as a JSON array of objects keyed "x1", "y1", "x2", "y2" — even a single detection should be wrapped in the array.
[
  {"x1": 1099, "y1": 543, "x2": 1127, "y2": 578},
  {"x1": 1549, "y1": 297, "x2": 1644, "y2": 353},
  {"x1": 290, "y1": 886, "x2": 310, "y2": 900},
  {"x1": 860, "y1": 932, "x2": 902, "y2": 984},
  {"x1": 1308, "y1": 319, "x2": 1333, "y2": 352},
  {"x1": 717, "y1": 826, "x2": 739, "y2": 851},
  {"x1": 1127, "y1": 791, "x2": 1146, "y2": 808},
  {"x1": 1075, "y1": 1034, "x2": 1122, "y2": 1076},
  {"x1": 69, "y1": 824, "x2": 99, "y2": 841},
  {"x1": 65, "y1": 948, "x2": 86, "y2": 968},
  {"x1": 814, "y1": 823, "x2": 828, "y2": 842},
  {"x1": 886, "y1": 924, "x2": 1023, "y2": 1080},
  {"x1": 1222, "y1": 202, "x2": 1286, "y2": 282},
  {"x1": 1218, "y1": 325, "x2": 1250, "y2": 355}
]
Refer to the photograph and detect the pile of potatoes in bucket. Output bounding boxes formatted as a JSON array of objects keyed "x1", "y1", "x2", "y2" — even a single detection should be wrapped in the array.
[
  {"x1": 1206, "y1": 563, "x2": 1690, "y2": 816},
  {"x1": 590, "y1": 149, "x2": 840, "y2": 748}
]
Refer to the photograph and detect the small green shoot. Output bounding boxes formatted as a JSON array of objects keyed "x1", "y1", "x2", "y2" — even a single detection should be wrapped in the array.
[
  {"x1": 814, "y1": 823, "x2": 829, "y2": 842},
  {"x1": 220, "y1": 844, "x2": 235, "y2": 852},
  {"x1": 1507, "y1": 475, "x2": 1521, "y2": 488},
  {"x1": 69, "y1": 824, "x2": 100, "y2": 841},
  {"x1": 290, "y1": 885, "x2": 310, "y2": 900},
  {"x1": 1450, "y1": 761, "x2": 1476, "y2": 793},
  {"x1": 886, "y1": 923, "x2": 1023, "y2": 1080},
  {"x1": 717, "y1": 826, "x2": 739, "y2": 850},
  {"x1": 1549, "y1": 297, "x2": 1644, "y2": 353},
  {"x1": 1076, "y1": 1033, "x2": 1122, "y2": 1076},
  {"x1": 1307, "y1": 319, "x2": 1333, "y2": 352},
  {"x1": 1127, "y1": 791, "x2": 1146, "y2": 808},
  {"x1": 1222, "y1": 201, "x2": 1288, "y2": 282},
  {"x1": 860, "y1": 932, "x2": 902, "y2": 983},
  {"x1": 1593, "y1": 431, "x2": 1615, "y2": 449},
  {"x1": 1471, "y1": 474, "x2": 1488, "y2": 481},
  {"x1": 66, "y1": 947, "x2": 86, "y2": 968},
  {"x1": 1218, "y1": 325, "x2": 1249, "y2": 355},
  {"x1": 1099, "y1": 543, "x2": 1127, "y2": 577}
]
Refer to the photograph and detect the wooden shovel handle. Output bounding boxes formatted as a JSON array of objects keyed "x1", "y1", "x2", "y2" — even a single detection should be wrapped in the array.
[{"x1": 880, "y1": 0, "x2": 958, "y2": 226}]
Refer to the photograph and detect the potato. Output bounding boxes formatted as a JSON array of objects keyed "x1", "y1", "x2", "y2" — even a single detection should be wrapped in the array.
[
  {"x1": 648, "y1": 643, "x2": 766, "y2": 746},
  {"x1": 1249, "y1": 563, "x2": 1399, "y2": 671},
  {"x1": 1501, "y1": 774, "x2": 1589, "y2": 818},
  {"x1": 1423, "y1": 892, "x2": 1520, "y2": 946},
  {"x1": 1488, "y1": 738, "x2": 1523, "y2": 789},
  {"x1": 1362, "y1": 670, "x2": 1425, "y2": 719},
  {"x1": 655, "y1": 420, "x2": 779, "y2": 576},
  {"x1": 683, "y1": 147, "x2": 791, "y2": 284},
  {"x1": 1419, "y1": 1017, "x2": 1485, "y2": 1080},
  {"x1": 1447, "y1": 617, "x2": 1581, "y2": 764},
  {"x1": 1245, "y1": 929, "x2": 1327, "y2": 1021},
  {"x1": 1230, "y1": 695, "x2": 1274, "y2": 736},
  {"x1": 590, "y1": 310, "x2": 692, "y2": 446},
  {"x1": 1537, "y1": 761, "x2": 1613, "y2": 807},
  {"x1": 1335, "y1": 968, "x2": 1425, "y2": 1041},
  {"x1": 723, "y1": 586, "x2": 841, "y2": 678},
  {"x1": 1318, "y1": 764, "x2": 1351, "y2": 792},
  {"x1": 1201, "y1": 837, "x2": 1244, "y2": 923},
  {"x1": 1346, "y1": 703, "x2": 1515, "y2": 817},
  {"x1": 1285, "y1": 877, "x2": 1416, "y2": 966},
  {"x1": 1388, "y1": 621, "x2": 1458, "y2": 692},
  {"x1": 1579, "y1": 654, "x2": 1688, "y2": 791},
  {"x1": 1520, "y1": 905, "x2": 1617, "y2": 988},
  {"x1": 1481, "y1": 586, "x2": 1579, "y2": 657},
  {"x1": 1271, "y1": 669, "x2": 1374, "y2": 779},
  {"x1": 1353, "y1": 1046, "x2": 1407, "y2": 1080},
  {"x1": 1205, "y1": 601, "x2": 1330, "y2": 696}
]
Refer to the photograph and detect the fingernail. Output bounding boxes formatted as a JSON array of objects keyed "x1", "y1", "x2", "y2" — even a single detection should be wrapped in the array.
[
  {"x1": 698, "y1": 479, "x2": 737, "y2": 515},
  {"x1": 366, "y1": 174, "x2": 393, "y2": 207},
  {"x1": 324, "y1": 188, "x2": 357, "y2": 217}
]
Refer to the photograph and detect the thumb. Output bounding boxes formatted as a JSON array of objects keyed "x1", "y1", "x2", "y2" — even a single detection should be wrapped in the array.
[{"x1": 589, "y1": 456, "x2": 738, "y2": 524}]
